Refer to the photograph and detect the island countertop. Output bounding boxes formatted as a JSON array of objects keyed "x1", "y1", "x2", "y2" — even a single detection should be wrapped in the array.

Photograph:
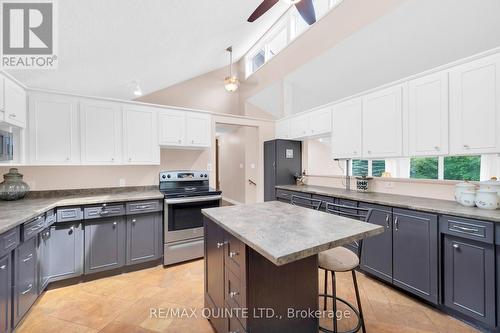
[{"x1": 201, "y1": 201, "x2": 384, "y2": 266}]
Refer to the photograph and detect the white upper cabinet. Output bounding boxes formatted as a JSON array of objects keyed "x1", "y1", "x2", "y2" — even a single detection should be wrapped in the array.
[
  {"x1": 290, "y1": 114, "x2": 309, "y2": 138},
  {"x1": 408, "y1": 71, "x2": 449, "y2": 156},
  {"x1": 362, "y1": 84, "x2": 404, "y2": 158},
  {"x1": 309, "y1": 108, "x2": 332, "y2": 137},
  {"x1": 159, "y1": 109, "x2": 186, "y2": 146},
  {"x1": 331, "y1": 98, "x2": 362, "y2": 159},
  {"x1": 158, "y1": 110, "x2": 211, "y2": 148},
  {"x1": 275, "y1": 119, "x2": 291, "y2": 139},
  {"x1": 4, "y1": 79, "x2": 26, "y2": 128},
  {"x1": 80, "y1": 100, "x2": 122, "y2": 164},
  {"x1": 123, "y1": 106, "x2": 160, "y2": 165},
  {"x1": 186, "y1": 112, "x2": 211, "y2": 147},
  {"x1": 28, "y1": 93, "x2": 80, "y2": 165},
  {"x1": 449, "y1": 53, "x2": 500, "y2": 155}
]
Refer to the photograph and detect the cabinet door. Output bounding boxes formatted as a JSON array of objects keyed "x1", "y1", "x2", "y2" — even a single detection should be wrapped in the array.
[
  {"x1": 444, "y1": 236, "x2": 495, "y2": 326},
  {"x1": 204, "y1": 218, "x2": 226, "y2": 333},
  {"x1": 28, "y1": 93, "x2": 80, "y2": 164},
  {"x1": 80, "y1": 100, "x2": 122, "y2": 164},
  {"x1": 449, "y1": 53, "x2": 500, "y2": 154},
  {"x1": 48, "y1": 223, "x2": 84, "y2": 282},
  {"x1": 275, "y1": 119, "x2": 290, "y2": 139},
  {"x1": 4, "y1": 79, "x2": 26, "y2": 128},
  {"x1": 126, "y1": 213, "x2": 161, "y2": 265},
  {"x1": 362, "y1": 85, "x2": 404, "y2": 158},
  {"x1": 392, "y1": 209, "x2": 438, "y2": 304},
  {"x1": 14, "y1": 236, "x2": 37, "y2": 326},
  {"x1": 290, "y1": 114, "x2": 309, "y2": 138},
  {"x1": 0, "y1": 254, "x2": 11, "y2": 333},
  {"x1": 359, "y1": 203, "x2": 392, "y2": 283},
  {"x1": 332, "y1": 98, "x2": 362, "y2": 159},
  {"x1": 85, "y1": 217, "x2": 126, "y2": 274},
  {"x1": 309, "y1": 108, "x2": 332, "y2": 136},
  {"x1": 408, "y1": 71, "x2": 449, "y2": 156},
  {"x1": 186, "y1": 113, "x2": 211, "y2": 147},
  {"x1": 123, "y1": 106, "x2": 160, "y2": 164},
  {"x1": 158, "y1": 110, "x2": 186, "y2": 146}
]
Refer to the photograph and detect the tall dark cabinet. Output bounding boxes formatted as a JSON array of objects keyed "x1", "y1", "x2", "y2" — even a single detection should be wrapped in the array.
[{"x1": 264, "y1": 139, "x2": 302, "y2": 201}]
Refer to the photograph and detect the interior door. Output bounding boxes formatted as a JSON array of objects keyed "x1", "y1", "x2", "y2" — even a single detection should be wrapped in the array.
[
  {"x1": 449, "y1": 53, "x2": 500, "y2": 154},
  {"x1": 362, "y1": 85, "x2": 404, "y2": 158},
  {"x1": 159, "y1": 110, "x2": 186, "y2": 146},
  {"x1": 331, "y1": 98, "x2": 362, "y2": 159}
]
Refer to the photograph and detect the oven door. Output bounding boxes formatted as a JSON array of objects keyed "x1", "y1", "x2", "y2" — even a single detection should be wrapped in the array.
[
  {"x1": 164, "y1": 195, "x2": 221, "y2": 242},
  {"x1": 0, "y1": 130, "x2": 13, "y2": 162}
]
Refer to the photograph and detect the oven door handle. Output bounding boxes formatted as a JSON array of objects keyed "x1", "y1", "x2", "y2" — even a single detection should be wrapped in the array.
[{"x1": 164, "y1": 195, "x2": 222, "y2": 204}]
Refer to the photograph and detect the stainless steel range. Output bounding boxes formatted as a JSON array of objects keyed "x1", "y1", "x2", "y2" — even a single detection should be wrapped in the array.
[{"x1": 160, "y1": 170, "x2": 222, "y2": 265}]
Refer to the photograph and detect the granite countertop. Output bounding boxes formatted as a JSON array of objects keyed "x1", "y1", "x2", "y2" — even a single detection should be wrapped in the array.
[
  {"x1": 202, "y1": 201, "x2": 384, "y2": 266},
  {"x1": 0, "y1": 188, "x2": 163, "y2": 234},
  {"x1": 276, "y1": 184, "x2": 500, "y2": 223}
]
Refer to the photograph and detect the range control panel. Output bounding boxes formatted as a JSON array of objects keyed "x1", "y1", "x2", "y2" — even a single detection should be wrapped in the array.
[{"x1": 159, "y1": 171, "x2": 209, "y2": 182}]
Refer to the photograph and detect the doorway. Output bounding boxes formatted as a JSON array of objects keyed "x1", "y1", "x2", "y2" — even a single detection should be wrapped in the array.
[{"x1": 215, "y1": 124, "x2": 258, "y2": 205}]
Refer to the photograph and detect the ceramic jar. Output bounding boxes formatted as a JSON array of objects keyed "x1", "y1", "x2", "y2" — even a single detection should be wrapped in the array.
[
  {"x1": 459, "y1": 191, "x2": 477, "y2": 207},
  {"x1": 475, "y1": 189, "x2": 499, "y2": 210},
  {"x1": 356, "y1": 177, "x2": 373, "y2": 193},
  {"x1": 479, "y1": 179, "x2": 500, "y2": 194},
  {"x1": 0, "y1": 168, "x2": 30, "y2": 201},
  {"x1": 455, "y1": 182, "x2": 477, "y2": 205}
]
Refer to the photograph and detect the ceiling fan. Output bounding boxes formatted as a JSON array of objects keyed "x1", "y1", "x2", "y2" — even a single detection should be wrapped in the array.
[{"x1": 248, "y1": 0, "x2": 316, "y2": 25}]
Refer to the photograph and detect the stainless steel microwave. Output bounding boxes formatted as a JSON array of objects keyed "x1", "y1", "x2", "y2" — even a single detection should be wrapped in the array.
[{"x1": 0, "y1": 130, "x2": 13, "y2": 161}]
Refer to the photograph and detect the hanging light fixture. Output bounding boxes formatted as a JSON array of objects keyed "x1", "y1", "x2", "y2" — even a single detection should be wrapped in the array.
[{"x1": 224, "y1": 46, "x2": 239, "y2": 93}]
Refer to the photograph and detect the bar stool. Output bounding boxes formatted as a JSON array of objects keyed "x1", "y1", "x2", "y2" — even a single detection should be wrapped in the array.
[
  {"x1": 319, "y1": 203, "x2": 373, "y2": 333},
  {"x1": 290, "y1": 194, "x2": 322, "y2": 210}
]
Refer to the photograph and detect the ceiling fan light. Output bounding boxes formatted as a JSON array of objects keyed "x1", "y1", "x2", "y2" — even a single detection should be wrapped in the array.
[{"x1": 224, "y1": 76, "x2": 239, "y2": 92}]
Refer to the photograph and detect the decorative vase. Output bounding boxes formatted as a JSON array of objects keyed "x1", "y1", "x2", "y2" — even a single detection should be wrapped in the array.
[{"x1": 0, "y1": 168, "x2": 30, "y2": 201}]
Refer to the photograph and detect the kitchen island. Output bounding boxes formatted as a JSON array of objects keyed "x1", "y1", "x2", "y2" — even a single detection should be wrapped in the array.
[{"x1": 201, "y1": 201, "x2": 383, "y2": 333}]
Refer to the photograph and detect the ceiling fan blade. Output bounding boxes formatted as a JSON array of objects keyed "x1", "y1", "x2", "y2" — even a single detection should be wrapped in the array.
[
  {"x1": 248, "y1": 0, "x2": 280, "y2": 22},
  {"x1": 295, "y1": 0, "x2": 316, "y2": 25}
]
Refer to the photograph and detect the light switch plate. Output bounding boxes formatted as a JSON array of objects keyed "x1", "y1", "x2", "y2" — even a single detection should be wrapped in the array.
[{"x1": 119, "y1": 178, "x2": 126, "y2": 187}]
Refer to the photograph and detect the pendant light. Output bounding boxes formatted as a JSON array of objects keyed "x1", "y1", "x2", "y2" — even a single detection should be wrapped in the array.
[{"x1": 224, "y1": 46, "x2": 239, "y2": 93}]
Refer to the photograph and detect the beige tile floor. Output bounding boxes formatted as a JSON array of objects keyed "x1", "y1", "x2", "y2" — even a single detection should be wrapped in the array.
[{"x1": 16, "y1": 260, "x2": 478, "y2": 333}]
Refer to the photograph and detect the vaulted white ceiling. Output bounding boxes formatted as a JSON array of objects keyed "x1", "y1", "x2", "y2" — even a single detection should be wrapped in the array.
[{"x1": 7, "y1": 0, "x2": 289, "y2": 99}]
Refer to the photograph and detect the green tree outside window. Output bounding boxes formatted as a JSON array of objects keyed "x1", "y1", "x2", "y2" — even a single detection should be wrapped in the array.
[
  {"x1": 444, "y1": 156, "x2": 481, "y2": 181},
  {"x1": 410, "y1": 157, "x2": 439, "y2": 179}
]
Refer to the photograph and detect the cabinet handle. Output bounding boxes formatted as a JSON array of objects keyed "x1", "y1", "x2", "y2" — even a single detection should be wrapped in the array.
[
  {"x1": 129, "y1": 158, "x2": 132, "y2": 162},
  {"x1": 178, "y1": 140, "x2": 182, "y2": 143},
  {"x1": 9, "y1": 113, "x2": 16, "y2": 118},
  {"x1": 0, "y1": 265, "x2": 6, "y2": 270},
  {"x1": 100, "y1": 210, "x2": 110, "y2": 216},
  {"x1": 229, "y1": 251, "x2": 239, "y2": 258},
  {"x1": 229, "y1": 291, "x2": 239, "y2": 298},
  {"x1": 22, "y1": 253, "x2": 33, "y2": 263},
  {"x1": 434, "y1": 146, "x2": 440, "y2": 151},
  {"x1": 113, "y1": 222, "x2": 118, "y2": 226},
  {"x1": 216, "y1": 242, "x2": 225, "y2": 249},
  {"x1": 453, "y1": 243, "x2": 460, "y2": 249},
  {"x1": 111, "y1": 157, "x2": 115, "y2": 161},
  {"x1": 452, "y1": 225, "x2": 478, "y2": 233},
  {"x1": 463, "y1": 144, "x2": 470, "y2": 149},
  {"x1": 367, "y1": 150, "x2": 372, "y2": 154},
  {"x1": 132, "y1": 219, "x2": 136, "y2": 224},
  {"x1": 394, "y1": 217, "x2": 399, "y2": 231},
  {"x1": 353, "y1": 151, "x2": 357, "y2": 155},
  {"x1": 385, "y1": 215, "x2": 390, "y2": 228},
  {"x1": 21, "y1": 284, "x2": 33, "y2": 295},
  {"x1": 229, "y1": 331, "x2": 240, "y2": 333}
]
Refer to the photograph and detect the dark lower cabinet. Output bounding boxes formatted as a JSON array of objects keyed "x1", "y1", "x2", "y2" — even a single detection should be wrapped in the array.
[
  {"x1": 84, "y1": 217, "x2": 126, "y2": 274},
  {"x1": 444, "y1": 235, "x2": 495, "y2": 327},
  {"x1": 0, "y1": 255, "x2": 11, "y2": 333},
  {"x1": 126, "y1": 213, "x2": 162, "y2": 265},
  {"x1": 47, "y1": 222, "x2": 84, "y2": 282},
  {"x1": 14, "y1": 236, "x2": 38, "y2": 326},
  {"x1": 392, "y1": 209, "x2": 438, "y2": 304},
  {"x1": 204, "y1": 218, "x2": 226, "y2": 333},
  {"x1": 359, "y1": 203, "x2": 392, "y2": 283}
]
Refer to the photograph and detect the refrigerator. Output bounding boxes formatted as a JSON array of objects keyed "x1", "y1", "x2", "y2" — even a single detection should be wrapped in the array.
[{"x1": 264, "y1": 139, "x2": 302, "y2": 201}]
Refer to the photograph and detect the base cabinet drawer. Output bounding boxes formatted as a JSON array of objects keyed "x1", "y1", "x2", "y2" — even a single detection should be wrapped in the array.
[
  {"x1": 85, "y1": 217, "x2": 126, "y2": 274},
  {"x1": 444, "y1": 235, "x2": 495, "y2": 327},
  {"x1": 14, "y1": 237, "x2": 38, "y2": 326}
]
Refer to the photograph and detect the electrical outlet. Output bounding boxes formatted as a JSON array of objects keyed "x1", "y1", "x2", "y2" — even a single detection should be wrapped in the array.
[
  {"x1": 207, "y1": 163, "x2": 212, "y2": 171},
  {"x1": 119, "y1": 178, "x2": 126, "y2": 187}
]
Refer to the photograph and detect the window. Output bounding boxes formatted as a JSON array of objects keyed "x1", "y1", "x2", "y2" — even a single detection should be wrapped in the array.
[
  {"x1": 444, "y1": 156, "x2": 481, "y2": 181},
  {"x1": 268, "y1": 28, "x2": 288, "y2": 58},
  {"x1": 410, "y1": 157, "x2": 439, "y2": 180},
  {"x1": 352, "y1": 160, "x2": 368, "y2": 177},
  {"x1": 251, "y1": 50, "x2": 265, "y2": 72},
  {"x1": 314, "y1": 0, "x2": 331, "y2": 18}
]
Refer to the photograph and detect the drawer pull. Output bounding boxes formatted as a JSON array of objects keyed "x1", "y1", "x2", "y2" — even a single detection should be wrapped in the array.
[
  {"x1": 229, "y1": 251, "x2": 239, "y2": 258},
  {"x1": 0, "y1": 265, "x2": 6, "y2": 270},
  {"x1": 137, "y1": 205, "x2": 151, "y2": 210},
  {"x1": 229, "y1": 291, "x2": 239, "y2": 298},
  {"x1": 452, "y1": 225, "x2": 479, "y2": 233},
  {"x1": 216, "y1": 242, "x2": 225, "y2": 249},
  {"x1": 100, "y1": 210, "x2": 111, "y2": 216},
  {"x1": 22, "y1": 253, "x2": 33, "y2": 263},
  {"x1": 394, "y1": 217, "x2": 399, "y2": 231},
  {"x1": 385, "y1": 215, "x2": 390, "y2": 228},
  {"x1": 113, "y1": 222, "x2": 118, "y2": 226},
  {"x1": 453, "y1": 244, "x2": 460, "y2": 249},
  {"x1": 21, "y1": 284, "x2": 33, "y2": 295},
  {"x1": 29, "y1": 222, "x2": 44, "y2": 231}
]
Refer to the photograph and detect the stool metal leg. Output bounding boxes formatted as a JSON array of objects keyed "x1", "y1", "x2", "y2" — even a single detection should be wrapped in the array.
[
  {"x1": 324, "y1": 269, "x2": 328, "y2": 311},
  {"x1": 332, "y1": 271, "x2": 338, "y2": 333},
  {"x1": 352, "y1": 270, "x2": 366, "y2": 333}
]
